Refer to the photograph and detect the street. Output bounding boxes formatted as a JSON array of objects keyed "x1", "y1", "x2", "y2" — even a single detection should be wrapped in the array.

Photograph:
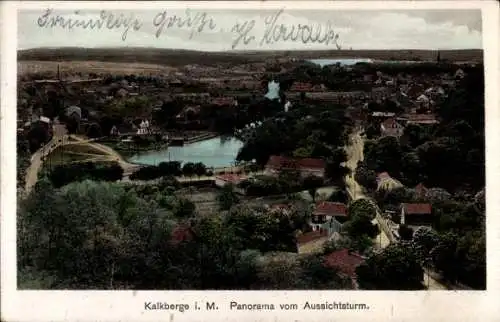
[{"x1": 343, "y1": 128, "x2": 447, "y2": 290}]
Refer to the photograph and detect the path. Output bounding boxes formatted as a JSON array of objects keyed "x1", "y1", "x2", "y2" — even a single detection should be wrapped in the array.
[
  {"x1": 24, "y1": 131, "x2": 141, "y2": 194},
  {"x1": 343, "y1": 128, "x2": 447, "y2": 290},
  {"x1": 343, "y1": 128, "x2": 391, "y2": 248},
  {"x1": 67, "y1": 135, "x2": 141, "y2": 176}
]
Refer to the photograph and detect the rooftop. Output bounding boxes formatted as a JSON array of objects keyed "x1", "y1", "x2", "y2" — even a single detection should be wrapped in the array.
[
  {"x1": 401, "y1": 203, "x2": 432, "y2": 215},
  {"x1": 170, "y1": 224, "x2": 194, "y2": 245},
  {"x1": 266, "y1": 155, "x2": 326, "y2": 170},
  {"x1": 324, "y1": 248, "x2": 365, "y2": 278},
  {"x1": 296, "y1": 229, "x2": 328, "y2": 245},
  {"x1": 314, "y1": 201, "x2": 347, "y2": 216},
  {"x1": 215, "y1": 174, "x2": 247, "y2": 183}
]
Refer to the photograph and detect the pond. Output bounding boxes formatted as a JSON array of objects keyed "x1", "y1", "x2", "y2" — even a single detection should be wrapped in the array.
[
  {"x1": 307, "y1": 58, "x2": 373, "y2": 67},
  {"x1": 127, "y1": 136, "x2": 244, "y2": 168}
]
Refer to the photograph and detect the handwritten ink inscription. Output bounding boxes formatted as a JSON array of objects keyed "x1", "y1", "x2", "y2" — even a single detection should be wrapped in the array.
[
  {"x1": 260, "y1": 9, "x2": 341, "y2": 48},
  {"x1": 37, "y1": 9, "x2": 142, "y2": 41},
  {"x1": 230, "y1": 20, "x2": 256, "y2": 49},
  {"x1": 35, "y1": 8, "x2": 342, "y2": 50},
  {"x1": 153, "y1": 10, "x2": 217, "y2": 39}
]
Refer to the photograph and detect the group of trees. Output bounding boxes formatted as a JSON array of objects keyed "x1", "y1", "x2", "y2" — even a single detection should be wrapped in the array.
[
  {"x1": 343, "y1": 199, "x2": 379, "y2": 249},
  {"x1": 358, "y1": 65, "x2": 484, "y2": 194},
  {"x1": 18, "y1": 178, "x2": 353, "y2": 290},
  {"x1": 17, "y1": 135, "x2": 32, "y2": 189},
  {"x1": 47, "y1": 162, "x2": 124, "y2": 188},
  {"x1": 240, "y1": 171, "x2": 324, "y2": 198},
  {"x1": 129, "y1": 161, "x2": 210, "y2": 181},
  {"x1": 358, "y1": 184, "x2": 486, "y2": 289},
  {"x1": 236, "y1": 102, "x2": 352, "y2": 186},
  {"x1": 358, "y1": 67, "x2": 485, "y2": 290},
  {"x1": 356, "y1": 243, "x2": 424, "y2": 290}
]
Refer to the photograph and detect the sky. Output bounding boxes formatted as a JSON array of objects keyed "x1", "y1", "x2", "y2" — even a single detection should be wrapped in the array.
[{"x1": 18, "y1": 8, "x2": 483, "y2": 51}]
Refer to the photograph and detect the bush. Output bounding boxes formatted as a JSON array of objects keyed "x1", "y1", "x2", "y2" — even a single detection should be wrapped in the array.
[
  {"x1": 48, "y1": 162, "x2": 124, "y2": 188},
  {"x1": 129, "y1": 166, "x2": 162, "y2": 181}
]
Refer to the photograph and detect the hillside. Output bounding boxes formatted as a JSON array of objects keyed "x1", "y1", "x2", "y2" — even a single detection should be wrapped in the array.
[{"x1": 18, "y1": 47, "x2": 483, "y2": 67}]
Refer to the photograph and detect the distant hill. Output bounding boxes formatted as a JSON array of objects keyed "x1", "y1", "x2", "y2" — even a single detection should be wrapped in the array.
[{"x1": 18, "y1": 47, "x2": 483, "y2": 67}]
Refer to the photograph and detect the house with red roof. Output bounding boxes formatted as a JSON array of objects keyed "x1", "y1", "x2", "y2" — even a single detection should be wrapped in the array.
[
  {"x1": 214, "y1": 174, "x2": 248, "y2": 194},
  {"x1": 265, "y1": 155, "x2": 326, "y2": 178},
  {"x1": 414, "y1": 183, "x2": 428, "y2": 200},
  {"x1": 324, "y1": 248, "x2": 365, "y2": 288},
  {"x1": 211, "y1": 97, "x2": 237, "y2": 107},
  {"x1": 289, "y1": 82, "x2": 314, "y2": 92},
  {"x1": 310, "y1": 201, "x2": 347, "y2": 234},
  {"x1": 313, "y1": 201, "x2": 348, "y2": 224},
  {"x1": 296, "y1": 229, "x2": 330, "y2": 254},
  {"x1": 288, "y1": 82, "x2": 327, "y2": 92},
  {"x1": 400, "y1": 203, "x2": 433, "y2": 227},
  {"x1": 170, "y1": 224, "x2": 194, "y2": 245},
  {"x1": 405, "y1": 113, "x2": 439, "y2": 125},
  {"x1": 380, "y1": 117, "x2": 404, "y2": 138}
]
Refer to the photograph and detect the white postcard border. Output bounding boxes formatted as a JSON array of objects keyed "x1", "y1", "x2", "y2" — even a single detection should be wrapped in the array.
[{"x1": 2, "y1": 1, "x2": 500, "y2": 322}]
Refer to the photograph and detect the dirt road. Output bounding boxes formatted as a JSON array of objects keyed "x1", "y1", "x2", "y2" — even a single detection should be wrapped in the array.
[
  {"x1": 343, "y1": 128, "x2": 447, "y2": 290},
  {"x1": 68, "y1": 135, "x2": 141, "y2": 175},
  {"x1": 343, "y1": 129, "x2": 391, "y2": 248}
]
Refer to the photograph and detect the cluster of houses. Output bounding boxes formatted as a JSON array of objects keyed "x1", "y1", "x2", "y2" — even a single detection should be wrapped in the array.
[
  {"x1": 281, "y1": 67, "x2": 466, "y2": 136},
  {"x1": 213, "y1": 153, "x2": 435, "y2": 253}
]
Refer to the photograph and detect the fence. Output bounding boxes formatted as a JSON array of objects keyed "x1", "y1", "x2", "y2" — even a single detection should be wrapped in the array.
[{"x1": 375, "y1": 210, "x2": 396, "y2": 243}]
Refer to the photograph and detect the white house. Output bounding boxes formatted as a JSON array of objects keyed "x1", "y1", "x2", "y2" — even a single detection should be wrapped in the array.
[{"x1": 136, "y1": 120, "x2": 151, "y2": 135}]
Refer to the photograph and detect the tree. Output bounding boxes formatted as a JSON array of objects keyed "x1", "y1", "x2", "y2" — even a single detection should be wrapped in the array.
[
  {"x1": 456, "y1": 230, "x2": 486, "y2": 289},
  {"x1": 364, "y1": 136, "x2": 403, "y2": 174},
  {"x1": 343, "y1": 216, "x2": 379, "y2": 239},
  {"x1": 87, "y1": 123, "x2": 102, "y2": 138},
  {"x1": 158, "y1": 161, "x2": 182, "y2": 176},
  {"x1": 411, "y1": 226, "x2": 440, "y2": 264},
  {"x1": 255, "y1": 252, "x2": 302, "y2": 289},
  {"x1": 182, "y1": 162, "x2": 195, "y2": 178},
  {"x1": 344, "y1": 199, "x2": 379, "y2": 239},
  {"x1": 375, "y1": 186, "x2": 414, "y2": 206},
  {"x1": 328, "y1": 189, "x2": 348, "y2": 204},
  {"x1": 233, "y1": 249, "x2": 260, "y2": 289},
  {"x1": 347, "y1": 199, "x2": 377, "y2": 220},
  {"x1": 398, "y1": 224, "x2": 414, "y2": 241},
  {"x1": 356, "y1": 244, "x2": 424, "y2": 290},
  {"x1": 193, "y1": 162, "x2": 207, "y2": 178},
  {"x1": 296, "y1": 254, "x2": 352, "y2": 289},
  {"x1": 365, "y1": 124, "x2": 379, "y2": 140},
  {"x1": 402, "y1": 124, "x2": 427, "y2": 148},
  {"x1": 400, "y1": 152, "x2": 424, "y2": 187},
  {"x1": 27, "y1": 123, "x2": 50, "y2": 153},
  {"x1": 302, "y1": 175, "x2": 324, "y2": 202},
  {"x1": 173, "y1": 198, "x2": 196, "y2": 219},
  {"x1": 430, "y1": 232, "x2": 459, "y2": 283},
  {"x1": 424, "y1": 188, "x2": 452, "y2": 203},
  {"x1": 355, "y1": 161, "x2": 377, "y2": 191},
  {"x1": 217, "y1": 184, "x2": 240, "y2": 211}
]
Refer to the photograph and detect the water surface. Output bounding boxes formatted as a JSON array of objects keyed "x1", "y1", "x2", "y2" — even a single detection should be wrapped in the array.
[
  {"x1": 128, "y1": 136, "x2": 244, "y2": 168},
  {"x1": 307, "y1": 58, "x2": 373, "y2": 67}
]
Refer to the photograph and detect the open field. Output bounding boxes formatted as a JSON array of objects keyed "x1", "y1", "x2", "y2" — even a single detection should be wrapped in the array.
[
  {"x1": 18, "y1": 60, "x2": 179, "y2": 76},
  {"x1": 18, "y1": 47, "x2": 483, "y2": 75},
  {"x1": 44, "y1": 144, "x2": 108, "y2": 165}
]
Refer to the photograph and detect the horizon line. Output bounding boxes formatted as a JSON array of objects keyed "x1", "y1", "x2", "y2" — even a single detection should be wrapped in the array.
[{"x1": 18, "y1": 46, "x2": 484, "y2": 53}]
